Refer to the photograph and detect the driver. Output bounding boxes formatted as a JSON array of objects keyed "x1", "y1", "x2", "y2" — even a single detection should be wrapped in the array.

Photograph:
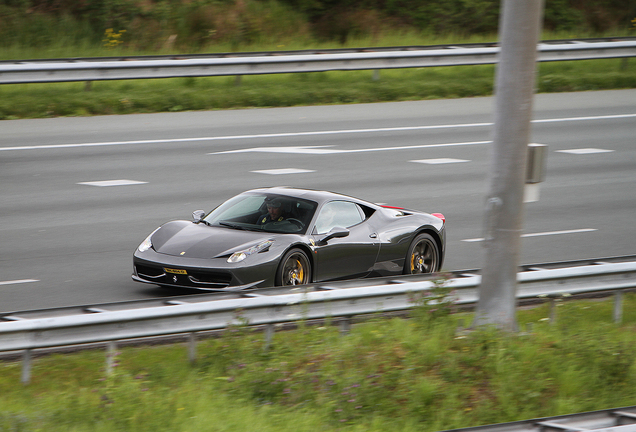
[{"x1": 257, "y1": 197, "x2": 287, "y2": 225}]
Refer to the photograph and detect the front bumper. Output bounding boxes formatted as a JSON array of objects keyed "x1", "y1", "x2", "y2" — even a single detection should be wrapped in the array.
[{"x1": 132, "y1": 249, "x2": 278, "y2": 290}]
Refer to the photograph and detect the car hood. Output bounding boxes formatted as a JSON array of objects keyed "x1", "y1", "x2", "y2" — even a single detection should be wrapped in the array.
[{"x1": 151, "y1": 220, "x2": 275, "y2": 259}]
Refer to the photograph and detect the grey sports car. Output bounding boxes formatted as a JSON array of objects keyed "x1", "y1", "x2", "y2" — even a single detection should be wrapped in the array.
[{"x1": 132, "y1": 187, "x2": 445, "y2": 290}]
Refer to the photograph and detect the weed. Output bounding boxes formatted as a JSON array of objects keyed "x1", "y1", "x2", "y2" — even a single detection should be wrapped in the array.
[
  {"x1": 102, "y1": 28, "x2": 126, "y2": 49},
  {"x1": 409, "y1": 273, "x2": 456, "y2": 327}
]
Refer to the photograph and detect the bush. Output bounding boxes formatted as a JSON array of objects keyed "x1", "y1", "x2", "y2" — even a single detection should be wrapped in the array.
[{"x1": 1, "y1": 0, "x2": 634, "y2": 52}]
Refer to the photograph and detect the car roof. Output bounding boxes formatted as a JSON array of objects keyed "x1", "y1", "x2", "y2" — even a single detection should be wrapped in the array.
[{"x1": 243, "y1": 187, "x2": 377, "y2": 207}]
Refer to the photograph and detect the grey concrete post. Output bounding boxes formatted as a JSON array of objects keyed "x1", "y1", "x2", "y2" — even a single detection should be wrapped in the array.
[{"x1": 473, "y1": 0, "x2": 545, "y2": 331}]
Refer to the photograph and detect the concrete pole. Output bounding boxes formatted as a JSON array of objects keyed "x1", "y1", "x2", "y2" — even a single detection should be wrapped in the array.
[{"x1": 472, "y1": 0, "x2": 545, "y2": 331}]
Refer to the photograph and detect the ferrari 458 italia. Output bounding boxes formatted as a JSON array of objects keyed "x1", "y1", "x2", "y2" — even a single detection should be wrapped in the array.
[{"x1": 132, "y1": 187, "x2": 445, "y2": 290}]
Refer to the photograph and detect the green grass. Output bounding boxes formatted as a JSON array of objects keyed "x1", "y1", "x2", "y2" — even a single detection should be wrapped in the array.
[
  {"x1": 2, "y1": 295, "x2": 636, "y2": 431},
  {"x1": 1, "y1": 27, "x2": 635, "y2": 120},
  {"x1": 0, "y1": 57, "x2": 634, "y2": 120}
]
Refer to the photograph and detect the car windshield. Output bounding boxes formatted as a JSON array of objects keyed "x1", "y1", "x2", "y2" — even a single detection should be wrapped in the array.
[{"x1": 203, "y1": 193, "x2": 318, "y2": 234}]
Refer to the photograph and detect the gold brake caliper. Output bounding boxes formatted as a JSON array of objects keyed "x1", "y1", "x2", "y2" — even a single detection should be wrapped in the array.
[{"x1": 297, "y1": 260, "x2": 304, "y2": 282}]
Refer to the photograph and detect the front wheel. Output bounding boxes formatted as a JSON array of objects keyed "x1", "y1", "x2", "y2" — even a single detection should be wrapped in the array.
[
  {"x1": 276, "y1": 248, "x2": 311, "y2": 286},
  {"x1": 403, "y1": 233, "x2": 439, "y2": 275}
]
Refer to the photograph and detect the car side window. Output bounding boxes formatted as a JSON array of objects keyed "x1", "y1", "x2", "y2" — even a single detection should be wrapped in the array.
[{"x1": 314, "y1": 201, "x2": 364, "y2": 235}]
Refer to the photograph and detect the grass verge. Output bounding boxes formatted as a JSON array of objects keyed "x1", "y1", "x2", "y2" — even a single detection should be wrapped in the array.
[
  {"x1": 0, "y1": 57, "x2": 634, "y2": 120},
  {"x1": 2, "y1": 294, "x2": 636, "y2": 431}
]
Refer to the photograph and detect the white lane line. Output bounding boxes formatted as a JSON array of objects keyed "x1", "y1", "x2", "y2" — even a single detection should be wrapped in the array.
[
  {"x1": 239, "y1": 146, "x2": 338, "y2": 154},
  {"x1": 462, "y1": 228, "x2": 597, "y2": 242},
  {"x1": 218, "y1": 145, "x2": 339, "y2": 155},
  {"x1": 1, "y1": 124, "x2": 492, "y2": 152},
  {"x1": 520, "y1": 228, "x2": 598, "y2": 238},
  {"x1": 212, "y1": 141, "x2": 490, "y2": 155},
  {"x1": 1, "y1": 113, "x2": 634, "y2": 152},
  {"x1": 532, "y1": 113, "x2": 636, "y2": 124},
  {"x1": 410, "y1": 158, "x2": 470, "y2": 164},
  {"x1": 0, "y1": 279, "x2": 39, "y2": 286},
  {"x1": 250, "y1": 168, "x2": 315, "y2": 175},
  {"x1": 78, "y1": 179, "x2": 148, "y2": 187},
  {"x1": 556, "y1": 148, "x2": 614, "y2": 155}
]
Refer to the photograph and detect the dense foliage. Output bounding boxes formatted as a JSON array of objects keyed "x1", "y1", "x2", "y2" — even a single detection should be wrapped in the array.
[
  {"x1": 0, "y1": 0, "x2": 634, "y2": 50},
  {"x1": 0, "y1": 0, "x2": 634, "y2": 120},
  {"x1": 284, "y1": 0, "x2": 636, "y2": 35}
]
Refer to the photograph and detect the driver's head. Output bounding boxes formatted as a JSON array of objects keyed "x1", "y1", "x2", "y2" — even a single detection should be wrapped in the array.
[{"x1": 266, "y1": 198, "x2": 283, "y2": 219}]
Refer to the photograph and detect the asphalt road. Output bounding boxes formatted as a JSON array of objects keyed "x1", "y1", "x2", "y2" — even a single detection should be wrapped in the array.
[{"x1": 1, "y1": 89, "x2": 635, "y2": 312}]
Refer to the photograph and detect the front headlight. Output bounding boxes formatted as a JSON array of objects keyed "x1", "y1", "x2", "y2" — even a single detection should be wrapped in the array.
[
  {"x1": 138, "y1": 228, "x2": 160, "y2": 252},
  {"x1": 227, "y1": 240, "x2": 274, "y2": 263}
]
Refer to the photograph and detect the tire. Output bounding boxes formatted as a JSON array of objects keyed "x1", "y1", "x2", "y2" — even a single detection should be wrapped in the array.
[
  {"x1": 403, "y1": 233, "x2": 439, "y2": 275},
  {"x1": 276, "y1": 248, "x2": 312, "y2": 286}
]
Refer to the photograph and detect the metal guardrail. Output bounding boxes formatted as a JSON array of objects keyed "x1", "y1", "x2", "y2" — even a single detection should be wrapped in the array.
[
  {"x1": 3, "y1": 37, "x2": 632, "y2": 64},
  {"x1": 441, "y1": 406, "x2": 636, "y2": 432},
  {"x1": 2, "y1": 256, "x2": 636, "y2": 383},
  {"x1": 0, "y1": 38, "x2": 634, "y2": 84}
]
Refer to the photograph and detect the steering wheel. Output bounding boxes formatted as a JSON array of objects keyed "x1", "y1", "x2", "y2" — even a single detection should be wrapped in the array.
[{"x1": 286, "y1": 218, "x2": 305, "y2": 229}]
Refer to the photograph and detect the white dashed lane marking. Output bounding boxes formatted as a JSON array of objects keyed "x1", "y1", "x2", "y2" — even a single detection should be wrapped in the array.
[
  {"x1": 0, "y1": 279, "x2": 39, "y2": 286},
  {"x1": 410, "y1": 158, "x2": 470, "y2": 164},
  {"x1": 250, "y1": 168, "x2": 316, "y2": 175},
  {"x1": 212, "y1": 141, "x2": 489, "y2": 155},
  {"x1": 78, "y1": 179, "x2": 148, "y2": 187},
  {"x1": 556, "y1": 148, "x2": 614, "y2": 155},
  {"x1": 462, "y1": 228, "x2": 598, "y2": 243}
]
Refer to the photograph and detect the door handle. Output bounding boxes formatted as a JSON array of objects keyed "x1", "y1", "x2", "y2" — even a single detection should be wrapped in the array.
[{"x1": 369, "y1": 233, "x2": 377, "y2": 239}]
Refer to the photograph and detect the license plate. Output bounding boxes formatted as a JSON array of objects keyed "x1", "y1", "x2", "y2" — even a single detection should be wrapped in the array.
[{"x1": 164, "y1": 268, "x2": 187, "y2": 275}]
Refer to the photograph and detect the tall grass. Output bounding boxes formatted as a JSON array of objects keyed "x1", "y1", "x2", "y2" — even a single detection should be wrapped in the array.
[
  {"x1": 2, "y1": 0, "x2": 634, "y2": 55},
  {"x1": 1, "y1": 295, "x2": 636, "y2": 431},
  {"x1": 0, "y1": 0, "x2": 634, "y2": 120}
]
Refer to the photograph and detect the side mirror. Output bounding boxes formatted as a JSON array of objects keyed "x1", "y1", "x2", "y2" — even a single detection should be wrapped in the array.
[
  {"x1": 192, "y1": 210, "x2": 206, "y2": 223},
  {"x1": 318, "y1": 227, "x2": 349, "y2": 245}
]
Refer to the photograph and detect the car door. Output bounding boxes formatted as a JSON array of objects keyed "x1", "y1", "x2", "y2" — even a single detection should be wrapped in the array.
[{"x1": 311, "y1": 200, "x2": 379, "y2": 281}]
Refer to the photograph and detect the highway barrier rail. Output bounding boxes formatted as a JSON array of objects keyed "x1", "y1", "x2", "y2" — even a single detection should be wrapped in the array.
[
  {"x1": 0, "y1": 38, "x2": 634, "y2": 85},
  {"x1": 1, "y1": 255, "x2": 636, "y2": 383},
  {"x1": 440, "y1": 406, "x2": 636, "y2": 432}
]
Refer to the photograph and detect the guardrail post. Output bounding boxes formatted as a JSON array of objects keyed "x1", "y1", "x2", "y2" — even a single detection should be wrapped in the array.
[
  {"x1": 340, "y1": 316, "x2": 352, "y2": 335},
  {"x1": 372, "y1": 70, "x2": 381, "y2": 81},
  {"x1": 84, "y1": 81, "x2": 92, "y2": 92},
  {"x1": 188, "y1": 332, "x2": 197, "y2": 363},
  {"x1": 106, "y1": 341, "x2": 117, "y2": 375},
  {"x1": 549, "y1": 299, "x2": 557, "y2": 325},
  {"x1": 235, "y1": 75, "x2": 242, "y2": 86},
  {"x1": 613, "y1": 291, "x2": 623, "y2": 324},
  {"x1": 21, "y1": 349, "x2": 32, "y2": 385},
  {"x1": 264, "y1": 324, "x2": 275, "y2": 350}
]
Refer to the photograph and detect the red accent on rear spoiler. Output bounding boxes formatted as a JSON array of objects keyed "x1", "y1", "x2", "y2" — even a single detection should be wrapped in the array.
[
  {"x1": 380, "y1": 205, "x2": 405, "y2": 209},
  {"x1": 431, "y1": 213, "x2": 445, "y2": 223}
]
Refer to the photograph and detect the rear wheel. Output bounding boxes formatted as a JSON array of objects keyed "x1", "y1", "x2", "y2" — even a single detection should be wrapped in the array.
[
  {"x1": 276, "y1": 248, "x2": 311, "y2": 286},
  {"x1": 403, "y1": 233, "x2": 439, "y2": 274}
]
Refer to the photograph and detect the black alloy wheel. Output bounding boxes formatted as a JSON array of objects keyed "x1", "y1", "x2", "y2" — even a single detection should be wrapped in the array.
[
  {"x1": 276, "y1": 248, "x2": 311, "y2": 286},
  {"x1": 403, "y1": 233, "x2": 439, "y2": 274}
]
